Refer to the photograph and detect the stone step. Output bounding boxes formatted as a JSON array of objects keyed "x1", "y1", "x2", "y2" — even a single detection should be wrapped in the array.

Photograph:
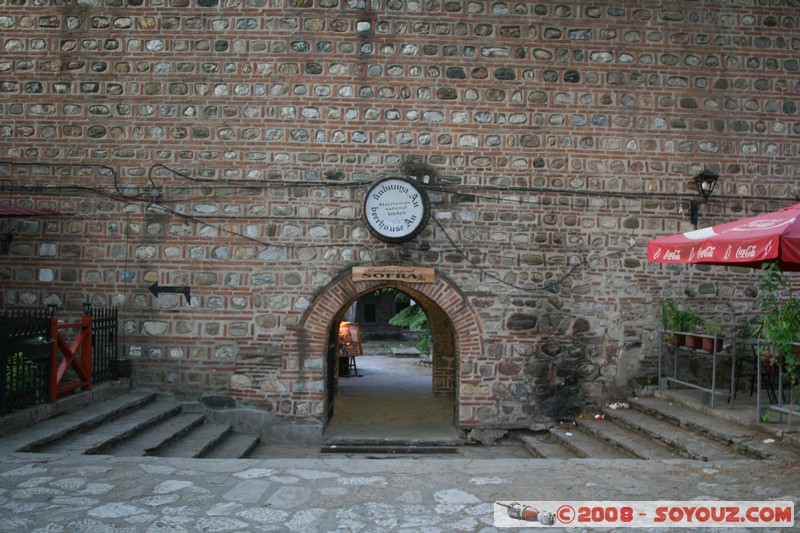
[
  {"x1": 154, "y1": 422, "x2": 232, "y2": 458},
  {"x1": 576, "y1": 417, "x2": 680, "y2": 460},
  {"x1": 203, "y1": 432, "x2": 261, "y2": 459},
  {"x1": 102, "y1": 412, "x2": 206, "y2": 457},
  {"x1": 550, "y1": 426, "x2": 633, "y2": 459},
  {"x1": 8, "y1": 391, "x2": 158, "y2": 452},
  {"x1": 628, "y1": 396, "x2": 795, "y2": 460},
  {"x1": 324, "y1": 435, "x2": 463, "y2": 447},
  {"x1": 602, "y1": 406, "x2": 741, "y2": 461},
  {"x1": 32, "y1": 400, "x2": 183, "y2": 455},
  {"x1": 518, "y1": 432, "x2": 580, "y2": 459}
]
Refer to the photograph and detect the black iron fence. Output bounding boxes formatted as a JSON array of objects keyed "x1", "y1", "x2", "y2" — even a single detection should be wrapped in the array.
[
  {"x1": 2, "y1": 306, "x2": 53, "y2": 319},
  {"x1": 90, "y1": 306, "x2": 118, "y2": 384},
  {"x1": 1, "y1": 314, "x2": 51, "y2": 414},
  {"x1": 1, "y1": 306, "x2": 119, "y2": 415}
]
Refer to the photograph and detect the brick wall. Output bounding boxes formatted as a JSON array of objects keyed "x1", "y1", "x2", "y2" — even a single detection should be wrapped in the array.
[{"x1": 1, "y1": 1, "x2": 798, "y2": 432}]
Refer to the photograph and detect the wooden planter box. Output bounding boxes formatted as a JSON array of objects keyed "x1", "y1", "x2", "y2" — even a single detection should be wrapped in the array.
[{"x1": 22, "y1": 340, "x2": 53, "y2": 360}]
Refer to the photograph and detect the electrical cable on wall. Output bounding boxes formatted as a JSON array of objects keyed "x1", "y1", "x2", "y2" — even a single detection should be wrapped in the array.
[
  {"x1": 1, "y1": 160, "x2": 791, "y2": 209},
  {"x1": 0, "y1": 159, "x2": 780, "y2": 295},
  {"x1": 0, "y1": 160, "x2": 155, "y2": 200}
]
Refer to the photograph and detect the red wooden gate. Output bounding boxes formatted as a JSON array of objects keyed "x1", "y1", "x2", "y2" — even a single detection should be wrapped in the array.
[{"x1": 50, "y1": 315, "x2": 92, "y2": 400}]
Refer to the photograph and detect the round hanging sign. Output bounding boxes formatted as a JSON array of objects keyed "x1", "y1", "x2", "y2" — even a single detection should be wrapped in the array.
[{"x1": 363, "y1": 176, "x2": 430, "y2": 243}]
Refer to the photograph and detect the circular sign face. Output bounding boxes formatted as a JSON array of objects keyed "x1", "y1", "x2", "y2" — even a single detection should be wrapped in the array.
[{"x1": 363, "y1": 176, "x2": 430, "y2": 243}]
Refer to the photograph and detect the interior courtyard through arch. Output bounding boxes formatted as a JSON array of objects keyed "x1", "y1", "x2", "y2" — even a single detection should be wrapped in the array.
[{"x1": 323, "y1": 284, "x2": 461, "y2": 444}]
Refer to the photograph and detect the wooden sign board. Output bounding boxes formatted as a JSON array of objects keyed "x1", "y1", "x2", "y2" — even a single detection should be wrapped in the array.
[
  {"x1": 338, "y1": 322, "x2": 362, "y2": 357},
  {"x1": 352, "y1": 266, "x2": 436, "y2": 283}
]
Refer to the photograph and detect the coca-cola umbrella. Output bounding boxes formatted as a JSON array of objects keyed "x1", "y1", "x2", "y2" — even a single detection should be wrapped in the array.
[
  {"x1": 647, "y1": 202, "x2": 800, "y2": 271},
  {"x1": 649, "y1": 203, "x2": 800, "y2": 419}
]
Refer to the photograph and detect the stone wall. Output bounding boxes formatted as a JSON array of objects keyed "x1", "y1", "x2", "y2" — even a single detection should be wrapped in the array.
[{"x1": 1, "y1": 1, "x2": 798, "y2": 432}]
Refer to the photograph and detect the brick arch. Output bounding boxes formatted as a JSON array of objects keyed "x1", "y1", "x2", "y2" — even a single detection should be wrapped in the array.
[{"x1": 290, "y1": 265, "x2": 485, "y2": 427}]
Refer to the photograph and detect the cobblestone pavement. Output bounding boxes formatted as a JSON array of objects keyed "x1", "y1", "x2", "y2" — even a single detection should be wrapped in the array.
[{"x1": 1, "y1": 452, "x2": 798, "y2": 532}]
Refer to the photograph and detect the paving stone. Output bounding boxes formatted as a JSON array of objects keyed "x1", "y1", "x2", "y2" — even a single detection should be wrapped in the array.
[{"x1": 1, "y1": 453, "x2": 798, "y2": 532}]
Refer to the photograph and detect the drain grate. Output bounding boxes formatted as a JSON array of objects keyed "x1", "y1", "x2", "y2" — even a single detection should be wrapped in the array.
[{"x1": 320, "y1": 446, "x2": 458, "y2": 455}]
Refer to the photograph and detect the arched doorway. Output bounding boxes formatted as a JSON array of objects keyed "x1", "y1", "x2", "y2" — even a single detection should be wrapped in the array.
[
  {"x1": 294, "y1": 264, "x2": 484, "y2": 438},
  {"x1": 324, "y1": 284, "x2": 458, "y2": 442}
]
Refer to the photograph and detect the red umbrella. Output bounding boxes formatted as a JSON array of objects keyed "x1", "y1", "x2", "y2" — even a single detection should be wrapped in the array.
[{"x1": 647, "y1": 202, "x2": 800, "y2": 271}]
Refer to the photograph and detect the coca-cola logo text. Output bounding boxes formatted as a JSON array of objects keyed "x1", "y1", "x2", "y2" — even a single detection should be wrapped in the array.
[
  {"x1": 735, "y1": 245, "x2": 758, "y2": 259},
  {"x1": 696, "y1": 246, "x2": 716, "y2": 259}
]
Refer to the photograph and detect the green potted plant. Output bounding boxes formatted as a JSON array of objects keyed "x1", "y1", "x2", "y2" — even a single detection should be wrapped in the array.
[
  {"x1": 662, "y1": 301, "x2": 700, "y2": 347},
  {"x1": 754, "y1": 262, "x2": 800, "y2": 428},
  {"x1": 702, "y1": 318, "x2": 724, "y2": 352}
]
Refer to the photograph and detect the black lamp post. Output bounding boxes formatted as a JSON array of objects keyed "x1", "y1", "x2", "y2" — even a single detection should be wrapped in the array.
[{"x1": 689, "y1": 169, "x2": 719, "y2": 228}]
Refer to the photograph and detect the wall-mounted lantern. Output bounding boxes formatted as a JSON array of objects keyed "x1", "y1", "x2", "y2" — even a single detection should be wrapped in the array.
[{"x1": 689, "y1": 169, "x2": 719, "y2": 228}]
